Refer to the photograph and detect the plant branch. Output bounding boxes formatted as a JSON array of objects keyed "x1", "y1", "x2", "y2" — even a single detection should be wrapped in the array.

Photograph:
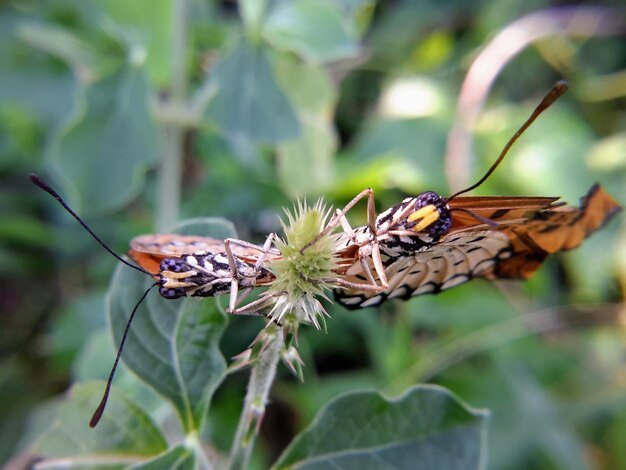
[{"x1": 229, "y1": 325, "x2": 284, "y2": 470}]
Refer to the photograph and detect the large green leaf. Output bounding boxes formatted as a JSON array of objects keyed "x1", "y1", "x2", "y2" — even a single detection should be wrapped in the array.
[
  {"x1": 107, "y1": 267, "x2": 228, "y2": 434},
  {"x1": 107, "y1": 219, "x2": 232, "y2": 433},
  {"x1": 47, "y1": 62, "x2": 161, "y2": 215},
  {"x1": 264, "y1": 0, "x2": 358, "y2": 63},
  {"x1": 203, "y1": 41, "x2": 300, "y2": 153},
  {"x1": 273, "y1": 385, "x2": 488, "y2": 469},
  {"x1": 33, "y1": 382, "x2": 167, "y2": 464}
]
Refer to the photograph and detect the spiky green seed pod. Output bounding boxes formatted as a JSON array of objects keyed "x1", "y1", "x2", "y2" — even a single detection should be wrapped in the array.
[{"x1": 267, "y1": 200, "x2": 339, "y2": 328}]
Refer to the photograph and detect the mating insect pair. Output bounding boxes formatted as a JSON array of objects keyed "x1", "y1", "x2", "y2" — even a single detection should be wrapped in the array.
[{"x1": 32, "y1": 81, "x2": 621, "y2": 426}]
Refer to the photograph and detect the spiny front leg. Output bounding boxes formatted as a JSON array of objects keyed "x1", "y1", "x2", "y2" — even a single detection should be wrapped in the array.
[
  {"x1": 229, "y1": 290, "x2": 287, "y2": 316},
  {"x1": 358, "y1": 239, "x2": 388, "y2": 288},
  {"x1": 301, "y1": 188, "x2": 377, "y2": 253}
]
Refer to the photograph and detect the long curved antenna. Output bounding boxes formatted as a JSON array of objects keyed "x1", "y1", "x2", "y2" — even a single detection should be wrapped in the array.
[
  {"x1": 448, "y1": 81, "x2": 569, "y2": 201},
  {"x1": 30, "y1": 174, "x2": 151, "y2": 277},
  {"x1": 90, "y1": 282, "x2": 158, "y2": 427}
]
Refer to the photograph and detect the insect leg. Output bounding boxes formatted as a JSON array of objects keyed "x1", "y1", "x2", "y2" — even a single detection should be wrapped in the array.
[
  {"x1": 368, "y1": 240, "x2": 388, "y2": 287},
  {"x1": 223, "y1": 239, "x2": 242, "y2": 313},
  {"x1": 325, "y1": 277, "x2": 385, "y2": 292},
  {"x1": 252, "y1": 233, "x2": 276, "y2": 270},
  {"x1": 224, "y1": 234, "x2": 277, "y2": 313},
  {"x1": 224, "y1": 236, "x2": 281, "y2": 257},
  {"x1": 229, "y1": 290, "x2": 288, "y2": 315},
  {"x1": 301, "y1": 188, "x2": 377, "y2": 252}
]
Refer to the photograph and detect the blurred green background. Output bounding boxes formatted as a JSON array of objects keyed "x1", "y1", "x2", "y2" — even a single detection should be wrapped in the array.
[{"x1": 1, "y1": 0, "x2": 625, "y2": 468}]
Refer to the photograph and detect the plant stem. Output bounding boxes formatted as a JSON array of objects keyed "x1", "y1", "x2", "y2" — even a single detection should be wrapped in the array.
[
  {"x1": 156, "y1": 0, "x2": 188, "y2": 231},
  {"x1": 229, "y1": 326, "x2": 284, "y2": 470}
]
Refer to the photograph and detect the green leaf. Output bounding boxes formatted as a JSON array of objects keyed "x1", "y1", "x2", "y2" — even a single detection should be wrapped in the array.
[
  {"x1": 273, "y1": 385, "x2": 488, "y2": 469},
  {"x1": 264, "y1": 0, "x2": 358, "y2": 63},
  {"x1": 273, "y1": 56, "x2": 337, "y2": 197},
  {"x1": 47, "y1": 62, "x2": 161, "y2": 215},
  {"x1": 108, "y1": 268, "x2": 228, "y2": 434},
  {"x1": 240, "y1": 0, "x2": 270, "y2": 36},
  {"x1": 107, "y1": 220, "x2": 232, "y2": 433},
  {"x1": 129, "y1": 444, "x2": 197, "y2": 470},
  {"x1": 273, "y1": 55, "x2": 335, "y2": 115},
  {"x1": 203, "y1": 41, "x2": 299, "y2": 152},
  {"x1": 277, "y1": 122, "x2": 336, "y2": 198},
  {"x1": 99, "y1": 0, "x2": 173, "y2": 87},
  {"x1": 33, "y1": 382, "x2": 167, "y2": 462}
]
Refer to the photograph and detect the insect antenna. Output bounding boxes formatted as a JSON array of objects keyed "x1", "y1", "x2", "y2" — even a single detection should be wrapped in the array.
[
  {"x1": 29, "y1": 174, "x2": 151, "y2": 277},
  {"x1": 90, "y1": 281, "x2": 159, "y2": 427},
  {"x1": 448, "y1": 81, "x2": 569, "y2": 201}
]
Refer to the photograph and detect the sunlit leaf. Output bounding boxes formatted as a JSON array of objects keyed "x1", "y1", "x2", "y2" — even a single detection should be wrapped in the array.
[{"x1": 264, "y1": 0, "x2": 358, "y2": 63}]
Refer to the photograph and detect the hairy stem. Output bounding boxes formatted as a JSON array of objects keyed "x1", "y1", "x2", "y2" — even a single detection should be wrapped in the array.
[{"x1": 229, "y1": 326, "x2": 284, "y2": 470}]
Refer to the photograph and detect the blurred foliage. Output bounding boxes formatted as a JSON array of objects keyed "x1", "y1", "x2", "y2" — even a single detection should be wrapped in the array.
[{"x1": 1, "y1": 0, "x2": 625, "y2": 468}]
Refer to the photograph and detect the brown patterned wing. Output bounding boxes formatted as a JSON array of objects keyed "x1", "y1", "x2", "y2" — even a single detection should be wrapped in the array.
[
  {"x1": 128, "y1": 234, "x2": 274, "y2": 276},
  {"x1": 334, "y1": 230, "x2": 514, "y2": 309},
  {"x1": 493, "y1": 184, "x2": 621, "y2": 278}
]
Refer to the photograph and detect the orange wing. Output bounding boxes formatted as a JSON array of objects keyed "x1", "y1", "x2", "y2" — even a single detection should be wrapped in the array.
[
  {"x1": 493, "y1": 184, "x2": 621, "y2": 278},
  {"x1": 128, "y1": 235, "x2": 227, "y2": 276},
  {"x1": 449, "y1": 195, "x2": 561, "y2": 228},
  {"x1": 128, "y1": 234, "x2": 277, "y2": 276}
]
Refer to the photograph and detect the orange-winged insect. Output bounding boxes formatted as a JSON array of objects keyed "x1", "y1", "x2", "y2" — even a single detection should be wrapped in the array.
[{"x1": 312, "y1": 82, "x2": 621, "y2": 307}]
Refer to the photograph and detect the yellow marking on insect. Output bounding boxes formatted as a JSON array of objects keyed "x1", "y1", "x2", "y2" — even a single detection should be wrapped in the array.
[
  {"x1": 162, "y1": 270, "x2": 197, "y2": 279},
  {"x1": 161, "y1": 270, "x2": 197, "y2": 288},
  {"x1": 407, "y1": 205, "x2": 440, "y2": 232}
]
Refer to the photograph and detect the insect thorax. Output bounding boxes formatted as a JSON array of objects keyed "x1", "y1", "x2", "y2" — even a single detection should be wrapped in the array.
[
  {"x1": 158, "y1": 253, "x2": 260, "y2": 299},
  {"x1": 375, "y1": 191, "x2": 452, "y2": 258}
]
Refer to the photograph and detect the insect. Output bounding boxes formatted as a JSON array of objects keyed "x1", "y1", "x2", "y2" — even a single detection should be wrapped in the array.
[
  {"x1": 335, "y1": 184, "x2": 620, "y2": 308},
  {"x1": 307, "y1": 81, "x2": 621, "y2": 308},
  {"x1": 128, "y1": 233, "x2": 287, "y2": 314},
  {"x1": 30, "y1": 174, "x2": 284, "y2": 314}
]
